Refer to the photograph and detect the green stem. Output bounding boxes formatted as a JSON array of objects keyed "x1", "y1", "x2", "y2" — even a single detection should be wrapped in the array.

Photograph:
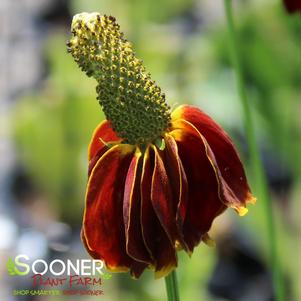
[
  {"x1": 164, "y1": 270, "x2": 180, "y2": 301},
  {"x1": 223, "y1": 1, "x2": 285, "y2": 301}
]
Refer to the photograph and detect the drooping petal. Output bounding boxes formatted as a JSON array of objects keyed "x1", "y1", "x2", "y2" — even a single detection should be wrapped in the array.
[
  {"x1": 88, "y1": 120, "x2": 122, "y2": 175},
  {"x1": 151, "y1": 145, "x2": 184, "y2": 251},
  {"x1": 140, "y1": 146, "x2": 177, "y2": 278},
  {"x1": 172, "y1": 118, "x2": 251, "y2": 215},
  {"x1": 123, "y1": 148, "x2": 152, "y2": 267},
  {"x1": 83, "y1": 144, "x2": 146, "y2": 278},
  {"x1": 172, "y1": 105, "x2": 256, "y2": 212},
  {"x1": 164, "y1": 134, "x2": 189, "y2": 252},
  {"x1": 170, "y1": 128, "x2": 226, "y2": 252}
]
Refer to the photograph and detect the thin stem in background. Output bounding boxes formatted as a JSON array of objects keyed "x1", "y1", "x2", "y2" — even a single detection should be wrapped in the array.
[
  {"x1": 223, "y1": 1, "x2": 285, "y2": 301},
  {"x1": 165, "y1": 270, "x2": 180, "y2": 301}
]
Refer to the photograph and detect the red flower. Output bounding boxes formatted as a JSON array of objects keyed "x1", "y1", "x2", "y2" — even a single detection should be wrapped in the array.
[
  {"x1": 81, "y1": 105, "x2": 255, "y2": 278},
  {"x1": 68, "y1": 13, "x2": 256, "y2": 279},
  {"x1": 283, "y1": 0, "x2": 301, "y2": 13}
]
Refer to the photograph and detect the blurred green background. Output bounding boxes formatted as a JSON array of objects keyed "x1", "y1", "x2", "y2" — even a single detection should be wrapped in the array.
[{"x1": 1, "y1": 0, "x2": 301, "y2": 300}]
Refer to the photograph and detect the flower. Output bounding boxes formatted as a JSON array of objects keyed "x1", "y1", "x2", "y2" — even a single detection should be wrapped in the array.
[
  {"x1": 283, "y1": 0, "x2": 301, "y2": 13},
  {"x1": 67, "y1": 13, "x2": 256, "y2": 279}
]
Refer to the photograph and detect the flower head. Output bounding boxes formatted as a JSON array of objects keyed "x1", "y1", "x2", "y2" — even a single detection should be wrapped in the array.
[
  {"x1": 67, "y1": 13, "x2": 256, "y2": 279},
  {"x1": 283, "y1": 0, "x2": 301, "y2": 13}
]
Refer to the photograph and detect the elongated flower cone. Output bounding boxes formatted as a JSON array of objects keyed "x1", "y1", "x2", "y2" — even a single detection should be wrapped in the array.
[{"x1": 67, "y1": 13, "x2": 256, "y2": 279}]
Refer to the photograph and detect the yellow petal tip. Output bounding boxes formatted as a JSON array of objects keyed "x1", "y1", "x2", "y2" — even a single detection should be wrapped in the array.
[
  {"x1": 237, "y1": 206, "x2": 248, "y2": 216},
  {"x1": 247, "y1": 195, "x2": 257, "y2": 205}
]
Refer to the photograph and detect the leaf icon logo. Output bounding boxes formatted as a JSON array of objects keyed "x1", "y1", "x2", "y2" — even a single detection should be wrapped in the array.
[
  {"x1": 6, "y1": 257, "x2": 17, "y2": 276},
  {"x1": 6, "y1": 257, "x2": 25, "y2": 276}
]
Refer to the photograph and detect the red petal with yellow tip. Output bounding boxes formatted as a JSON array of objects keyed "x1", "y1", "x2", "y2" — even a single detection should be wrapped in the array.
[
  {"x1": 82, "y1": 226, "x2": 148, "y2": 276},
  {"x1": 140, "y1": 147, "x2": 177, "y2": 277},
  {"x1": 172, "y1": 118, "x2": 252, "y2": 215},
  {"x1": 151, "y1": 146, "x2": 183, "y2": 249},
  {"x1": 170, "y1": 128, "x2": 226, "y2": 252},
  {"x1": 83, "y1": 144, "x2": 146, "y2": 277},
  {"x1": 123, "y1": 149, "x2": 152, "y2": 265},
  {"x1": 164, "y1": 134, "x2": 189, "y2": 252},
  {"x1": 172, "y1": 105, "x2": 255, "y2": 210},
  {"x1": 88, "y1": 120, "x2": 122, "y2": 176}
]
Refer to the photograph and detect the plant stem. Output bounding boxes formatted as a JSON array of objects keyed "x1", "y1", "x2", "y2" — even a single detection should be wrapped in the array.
[
  {"x1": 165, "y1": 270, "x2": 180, "y2": 301},
  {"x1": 223, "y1": 1, "x2": 285, "y2": 301}
]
